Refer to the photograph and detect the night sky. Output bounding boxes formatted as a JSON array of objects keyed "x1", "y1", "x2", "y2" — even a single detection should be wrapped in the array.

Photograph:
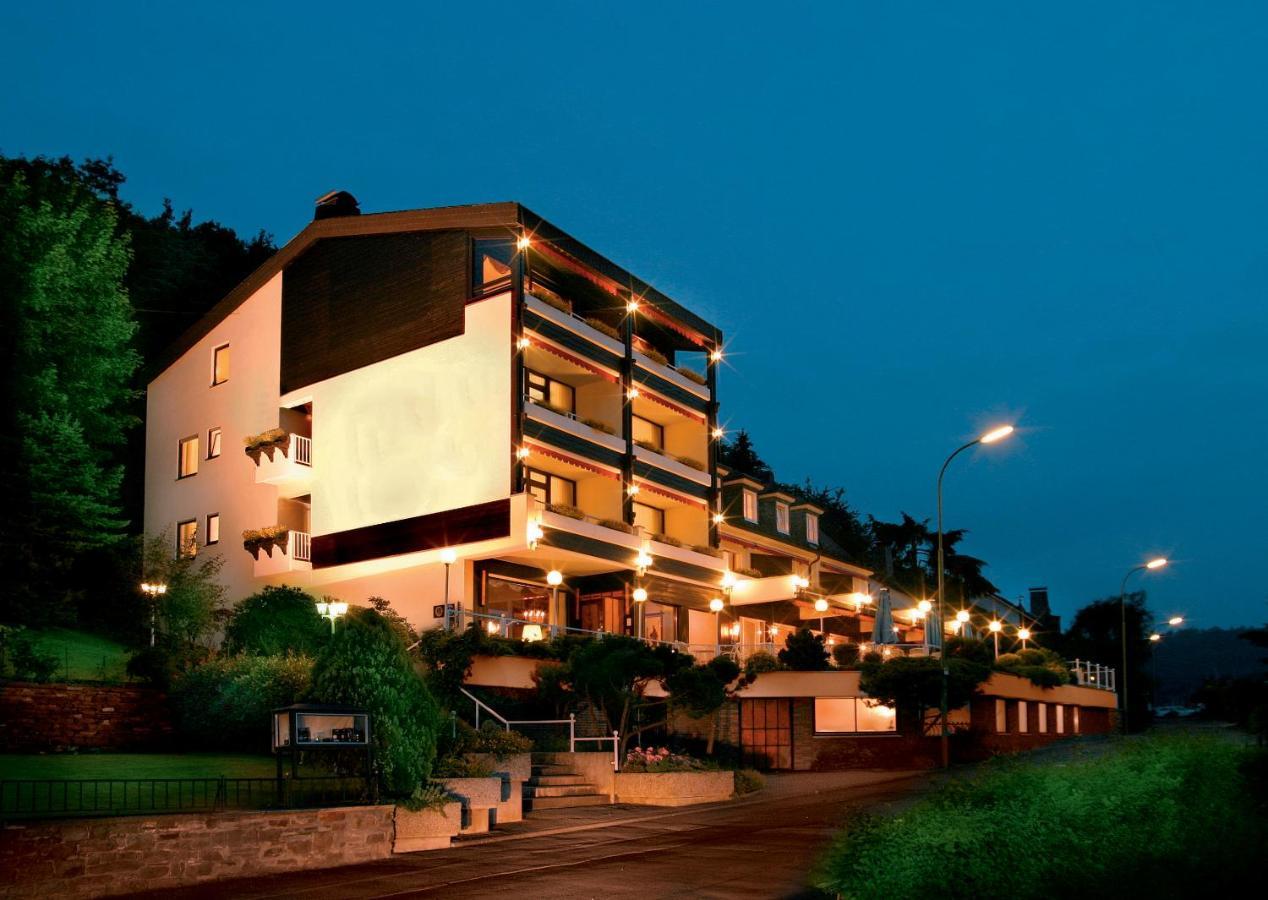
[{"x1": 5, "y1": 3, "x2": 1265, "y2": 627}]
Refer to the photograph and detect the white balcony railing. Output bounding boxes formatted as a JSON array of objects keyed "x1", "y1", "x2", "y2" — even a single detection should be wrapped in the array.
[
  {"x1": 1069, "y1": 658, "x2": 1116, "y2": 692},
  {"x1": 292, "y1": 434, "x2": 312, "y2": 466},
  {"x1": 291, "y1": 531, "x2": 311, "y2": 562}
]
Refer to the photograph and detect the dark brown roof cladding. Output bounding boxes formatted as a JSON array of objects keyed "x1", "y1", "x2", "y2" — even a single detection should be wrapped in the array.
[{"x1": 149, "y1": 201, "x2": 720, "y2": 380}]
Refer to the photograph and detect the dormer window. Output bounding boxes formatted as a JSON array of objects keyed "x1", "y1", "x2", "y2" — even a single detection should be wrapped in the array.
[
  {"x1": 776, "y1": 502, "x2": 790, "y2": 534},
  {"x1": 806, "y1": 513, "x2": 819, "y2": 546},
  {"x1": 742, "y1": 489, "x2": 758, "y2": 522}
]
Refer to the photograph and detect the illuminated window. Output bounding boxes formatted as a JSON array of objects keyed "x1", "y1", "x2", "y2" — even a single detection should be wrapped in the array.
[
  {"x1": 524, "y1": 369, "x2": 575, "y2": 416},
  {"x1": 178, "y1": 436, "x2": 199, "y2": 478},
  {"x1": 206, "y1": 513, "x2": 220, "y2": 545},
  {"x1": 1038, "y1": 702, "x2": 1048, "y2": 733},
  {"x1": 806, "y1": 513, "x2": 819, "y2": 546},
  {"x1": 1056, "y1": 705, "x2": 1066, "y2": 734},
  {"x1": 1072, "y1": 706, "x2": 1080, "y2": 734},
  {"x1": 633, "y1": 502, "x2": 665, "y2": 536},
  {"x1": 473, "y1": 238, "x2": 514, "y2": 294},
  {"x1": 525, "y1": 468, "x2": 575, "y2": 508},
  {"x1": 775, "y1": 502, "x2": 790, "y2": 534},
  {"x1": 631, "y1": 415, "x2": 664, "y2": 451},
  {"x1": 207, "y1": 427, "x2": 222, "y2": 459},
  {"x1": 212, "y1": 344, "x2": 230, "y2": 386},
  {"x1": 995, "y1": 699, "x2": 1007, "y2": 733},
  {"x1": 742, "y1": 489, "x2": 758, "y2": 522},
  {"x1": 814, "y1": 697, "x2": 897, "y2": 734},
  {"x1": 176, "y1": 519, "x2": 198, "y2": 558},
  {"x1": 1017, "y1": 701, "x2": 1029, "y2": 734}
]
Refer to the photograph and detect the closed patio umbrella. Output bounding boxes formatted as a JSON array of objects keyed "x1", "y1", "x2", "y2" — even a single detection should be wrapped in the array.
[{"x1": 872, "y1": 588, "x2": 897, "y2": 644}]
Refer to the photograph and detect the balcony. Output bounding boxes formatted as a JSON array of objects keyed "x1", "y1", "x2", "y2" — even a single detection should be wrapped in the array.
[
  {"x1": 523, "y1": 293, "x2": 624, "y2": 373},
  {"x1": 524, "y1": 398, "x2": 626, "y2": 460},
  {"x1": 249, "y1": 432, "x2": 312, "y2": 498},
  {"x1": 633, "y1": 443, "x2": 711, "y2": 490},
  {"x1": 244, "y1": 527, "x2": 312, "y2": 577},
  {"x1": 632, "y1": 347, "x2": 710, "y2": 404}
]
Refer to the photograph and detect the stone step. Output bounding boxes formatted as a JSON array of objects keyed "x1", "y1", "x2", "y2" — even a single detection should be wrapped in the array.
[
  {"x1": 531, "y1": 764, "x2": 576, "y2": 777},
  {"x1": 527, "y1": 774, "x2": 587, "y2": 787},
  {"x1": 524, "y1": 792, "x2": 609, "y2": 811},
  {"x1": 525, "y1": 784, "x2": 600, "y2": 798}
]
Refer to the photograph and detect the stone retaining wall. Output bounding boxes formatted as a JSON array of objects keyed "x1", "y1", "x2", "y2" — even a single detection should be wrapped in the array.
[
  {"x1": 0, "y1": 682, "x2": 173, "y2": 752},
  {"x1": 0, "y1": 805, "x2": 393, "y2": 899}
]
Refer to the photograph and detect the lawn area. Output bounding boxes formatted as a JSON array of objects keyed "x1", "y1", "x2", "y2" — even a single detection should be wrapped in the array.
[
  {"x1": 0, "y1": 753, "x2": 277, "y2": 780},
  {"x1": 5, "y1": 627, "x2": 135, "y2": 683},
  {"x1": 815, "y1": 732, "x2": 1266, "y2": 899}
]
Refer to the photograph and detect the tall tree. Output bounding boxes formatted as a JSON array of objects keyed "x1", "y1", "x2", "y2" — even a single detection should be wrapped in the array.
[
  {"x1": 1062, "y1": 593, "x2": 1154, "y2": 731},
  {"x1": 0, "y1": 167, "x2": 140, "y2": 622},
  {"x1": 717, "y1": 429, "x2": 772, "y2": 481}
]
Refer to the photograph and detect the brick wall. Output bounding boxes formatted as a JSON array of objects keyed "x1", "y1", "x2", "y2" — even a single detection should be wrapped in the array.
[
  {"x1": 0, "y1": 805, "x2": 393, "y2": 899},
  {"x1": 0, "y1": 683, "x2": 173, "y2": 752}
]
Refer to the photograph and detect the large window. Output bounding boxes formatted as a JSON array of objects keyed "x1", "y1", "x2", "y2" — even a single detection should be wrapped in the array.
[
  {"x1": 742, "y1": 489, "x2": 758, "y2": 522},
  {"x1": 211, "y1": 344, "x2": 230, "y2": 386},
  {"x1": 472, "y1": 238, "x2": 514, "y2": 294},
  {"x1": 525, "y1": 468, "x2": 576, "y2": 508},
  {"x1": 806, "y1": 513, "x2": 819, "y2": 545},
  {"x1": 633, "y1": 501, "x2": 665, "y2": 535},
  {"x1": 207, "y1": 427, "x2": 222, "y2": 459},
  {"x1": 206, "y1": 513, "x2": 220, "y2": 545},
  {"x1": 178, "y1": 436, "x2": 199, "y2": 478},
  {"x1": 176, "y1": 519, "x2": 198, "y2": 558},
  {"x1": 741, "y1": 699, "x2": 792, "y2": 769},
  {"x1": 813, "y1": 697, "x2": 898, "y2": 734},
  {"x1": 775, "y1": 502, "x2": 790, "y2": 534},
  {"x1": 631, "y1": 415, "x2": 664, "y2": 451},
  {"x1": 524, "y1": 369, "x2": 575, "y2": 416},
  {"x1": 482, "y1": 574, "x2": 551, "y2": 639}
]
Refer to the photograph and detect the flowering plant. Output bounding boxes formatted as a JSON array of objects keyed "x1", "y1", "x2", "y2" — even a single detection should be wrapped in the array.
[{"x1": 622, "y1": 746, "x2": 715, "y2": 773}]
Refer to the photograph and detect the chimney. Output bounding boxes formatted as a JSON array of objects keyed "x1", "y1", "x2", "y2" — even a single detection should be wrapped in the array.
[
  {"x1": 314, "y1": 190, "x2": 361, "y2": 220},
  {"x1": 1029, "y1": 586, "x2": 1050, "y2": 618}
]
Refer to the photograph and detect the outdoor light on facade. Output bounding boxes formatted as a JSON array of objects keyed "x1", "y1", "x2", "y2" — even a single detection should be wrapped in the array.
[
  {"x1": 627, "y1": 483, "x2": 640, "y2": 496},
  {"x1": 955, "y1": 609, "x2": 970, "y2": 624},
  {"x1": 632, "y1": 587, "x2": 648, "y2": 603},
  {"x1": 635, "y1": 550, "x2": 653, "y2": 576},
  {"x1": 709, "y1": 597, "x2": 725, "y2": 613},
  {"x1": 517, "y1": 446, "x2": 531, "y2": 460},
  {"x1": 440, "y1": 548, "x2": 457, "y2": 630},
  {"x1": 527, "y1": 520, "x2": 544, "y2": 550},
  {"x1": 710, "y1": 348, "x2": 723, "y2": 363},
  {"x1": 792, "y1": 575, "x2": 810, "y2": 592},
  {"x1": 546, "y1": 570, "x2": 563, "y2": 587},
  {"x1": 711, "y1": 427, "x2": 725, "y2": 440},
  {"x1": 516, "y1": 235, "x2": 532, "y2": 251},
  {"x1": 918, "y1": 599, "x2": 932, "y2": 614},
  {"x1": 627, "y1": 387, "x2": 640, "y2": 400},
  {"x1": 315, "y1": 600, "x2": 349, "y2": 634},
  {"x1": 516, "y1": 336, "x2": 531, "y2": 350},
  {"x1": 814, "y1": 597, "x2": 829, "y2": 613},
  {"x1": 627, "y1": 299, "x2": 640, "y2": 314},
  {"x1": 768, "y1": 624, "x2": 780, "y2": 640},
  {"x1": 721, "y1": 570, "x2": 737, "y2": 591},
  {"x1": 712, "y1": 512, "x2": 725, "y2": 525}
]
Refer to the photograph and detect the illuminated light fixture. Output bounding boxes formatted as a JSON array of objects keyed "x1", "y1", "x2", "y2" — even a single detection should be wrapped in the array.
[
  {"x1": 710, "y1": 349, "x2": 723, "y2": 363},
  {"x1": 627, "y1": 484, "x2": 640, "y2": 496},
  {"x1": 911, "y1": 607, "x2": 926, "y2": 620},
  {"x1": 546, "y1": 570, "x2": 563, "y2": 587},
  {"x1": 918, "y1": 599, "x2": 933, "y2": 614},
  {"x1": 527, "y1": 521, "x2": 544, "y2": 550},
  {"x1": 813, "y1": 598, "x2": 829, "y2": 613},
  {"x1": 522, "y1": 624, "x2": 544, "y2": 642},
  {"x1": 627, "y1": 299, "x2": 640, "y2": 313},
  {"x1": 627, "y1": 387, "x2": 640, "y2": 400},
  {"x1": 793, "y1": 575, "x2": 810, "y2": 590},
  {"x1": 440, "y1": 548, "x2": 457, "y2": 565},
  {"x1": 767, "y1": 625, "x2": 780, "y2": 639},
  {"x1": 979, "y1": 425, "x2": 1015, "y2": 444},
  {"x1": 1168, "y1": 616, "x2": 1184, "y2": 626},
  {"x1": 316, "y1": 599, "x2": 348, "y2": 633},
  {"x1": 635, "y1": 550, "x2": 653, "y2": 570},
  {"x1": 859, "y1": 642, "x2": 870, "y2": 654},
  {"x1": 632, "y1": 587, "x2": 648, "y2": 603},
  {"x1": 955, "y1": 610, "x2": 971, "y2": 623},
  {"x1": 486, "y1": 620, "x2": 501, "y2": 635},
  {"x1": 826, "y1": 636, "x2": 836, "y2": 646},
  {"x1": 709, "y1": 597, "x2": 725, "y2": 613},
  {"x1": 988, "y1": 620, "x2": 1003, "y2": 633},
  {"x1": 1146, "y1": 557, "x2": 1168, "y2": 570},
  {"x1": 712, "y1": 512, "x2": 725, "y2": 525},
  {"x1": 516, "y1": 446, "x2": 531, "y2": 460},
  {"x1": 140, "y1": 582, "x2": 168, "y2": 597},
  {"x1": 1149, "y1": 633, "x2": 1162, "y2": 642},
  {"x1": 516, "y1": 337, "x2": 531, "y2": 350},
  {"x1": 516, "y1": 236, "x2": 532, "y2": 251},
  {"x1": 721, "y1": 571, "x2": 737, "y2": 590},
  {"x1": 711, "y1": 427, "x2": 725, "y2": 440},
  {"x1": 1018, "y1": 627, "x2": 1031, "y2": 641}
]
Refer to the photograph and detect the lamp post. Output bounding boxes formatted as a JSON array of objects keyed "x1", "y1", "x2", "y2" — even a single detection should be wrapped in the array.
[
  {"x1": 633, "y1": 586, "x2": 648, "y2": 638},
  {"x1": 988, "y1": 619, "x2": 1003, "y2": 657},
  {"x1": 1119, "y1": 557, "x2": 1167, "y2": 733},
  {"x1": 140, "y1": 582, "x2": 168, "y2": 648},
  {"x1": 936, "y1": 424, "x2": 1014, "y2": 768},
  {"x1": 710, "y1": 597, "x2": 725, "y2": 649},
  {"x1": 440, "y1": 548, "x2": 456, "y2": 631},
  {"x1": 1148, "y1": 615, "x2": 1183, "y2": 712},
  {"x1": 315, "y1": 600, "x2": 348, "y2": 634},
  {"x1": 1018, "y1": 627, "x2": 1031, "y2": 650},
  {"x1": 547, "y1": 570, "x2": 563, "y2": 639}
]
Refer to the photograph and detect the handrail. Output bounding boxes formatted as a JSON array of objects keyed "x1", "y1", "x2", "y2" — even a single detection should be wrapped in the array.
[
  {"x1": 573, "y1": 730, "x2": 621, "y2": 772},
  {"x1": 458, "y1": 687, "x2": 578, "y2": 748},
  {"x1": 458, "y1": 687, "x2": 509, "y2": 731}
]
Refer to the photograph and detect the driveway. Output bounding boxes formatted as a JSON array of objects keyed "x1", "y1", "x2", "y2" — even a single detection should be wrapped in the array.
[{"x1": 127, "y1": 770, "x2": 930, "y2": 900}]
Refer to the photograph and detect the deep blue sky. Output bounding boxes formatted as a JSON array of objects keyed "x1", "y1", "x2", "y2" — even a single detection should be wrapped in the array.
[{"x1": 5, "y1": 2, "x2": 1266, "y2": 627}]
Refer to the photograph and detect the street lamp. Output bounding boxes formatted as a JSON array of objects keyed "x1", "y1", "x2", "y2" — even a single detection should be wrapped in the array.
[
  {"x1": 140, "y1": 582, "x2": 167, "y2": 648},
  {"x1": 936, "y1": 423, "x2": 1015, "y2": 768},
  {"x1": 1167, "y1": 616, "x2": 1184, "y2": 627},
  {"x1": 1018, "y1": 627, "x2": 1031, "y2": 650},
  {"x1": 709, "y1": 597, "x2": 725, "y2": 645},
  {"x1": 1119, "y1": 557, "x2": 1168, "y2": 733},
  {"x1": 632, "y1": 585, "x2": 648, "y2": 638},
  {"x1": 988, "y1": 619, "x2": 1003, "y2": 657},
  {"x1": 315, "y1": 600, "x2": 348, "y2": 634},
  {"x1": 440, "y1": 548, "x2": 457, "y2": 631},
  {"x1": 547, "y1": 570, "x2": 563, "y2": 638}
]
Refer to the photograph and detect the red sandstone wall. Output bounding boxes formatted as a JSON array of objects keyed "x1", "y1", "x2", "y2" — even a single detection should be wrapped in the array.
[
  {"x1": 0, "y1": 805, "x2": 393, "y2": 899},
  {"x1": 0, "y1": 683, "x2": 173, "y2": 752}
]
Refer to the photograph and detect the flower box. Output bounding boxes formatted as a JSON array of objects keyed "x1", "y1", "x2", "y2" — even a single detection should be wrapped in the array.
[
  {"x1": 393, "y1": 801, "x2": 462, "y2": 853},
  {"x1": 613, "y1": 771, "x2": 736, "y2": 807}
]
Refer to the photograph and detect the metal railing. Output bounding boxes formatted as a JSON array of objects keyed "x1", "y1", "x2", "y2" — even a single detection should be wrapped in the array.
[
  {"x1": 291, "y1": 434, "x2": 312, "y2": 466},
  {"x1": 458, "y1": 688, "x2": 619, "y2": 758},
  {"x1": 291, "y1": 531, "x2": 311, "y2": 562},
  {"x1": 0, "y1": 775, "x2": 370, "y2": 822},
  {"x1": 573, "y1": 731, "x2": 621, "y2": 772},
  {"x1": 1069, "y1": 659, "x2": 1117, "y2": 692}
]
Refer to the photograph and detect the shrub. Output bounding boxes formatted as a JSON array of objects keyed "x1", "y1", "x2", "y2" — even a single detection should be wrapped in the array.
[
  {"x1": 634, "y1": 438, "x2": 662, "y2": 453},
  {"x1": 640, "y1": 346, "x2": 669, "y2": 366},
  {"x1": 547, "y1": 503, "x2": 586, "y2": 519},
  {"x1": 779, "y1": 628, "x2": 832, "y2": 671},
  {"x1": 584, "y1": 317, "x2": 621, "y2": 340},
  {"x1": 598, "y1": 518, "x2": 634, "y2": 534},
  {"x1": 734, "y1": 768, "x2": 766, "y2": 795},
  {"x1": 223, "y1": 586, "x2": 327, "y2": 656},
  {"x1": 994, "y1": 645, "x2": 1071, "y2": 686},
  {"x1": 995, "y1": 652, "x2": 1023, "y2": 668},
  {"x1": 172, "y1": 654, "x2": 313, "y2": 751},
  {"x1": 534, "y1": 290, "x2": 571, "y2": 314},
  {"x1": 692, "y1": 544, "x2": 723, "y2": 558},
  {"x1": 4, "y1": 627, "x2": 59, "y2": 682},
  {"x1": 651, "y1": 532, "x2": 683, "y2": 547},
  {"x1": 309, "y1": 608, "x2": 443, "y2": 797},
  {"x1": 744, "y1": 651, "x2": 782, "y2": 679},
  {"x1": 815, "y1": 735, "x2": 1265, "y2": 898},
  {"x1": 623, "y1": 746, "x2": 716, "y2": 772},
  {"x1": 832, "y1": 642, "x2": 861, "y2": 668},
  {"x1": 676, "y1": 366, "x2": 707, "y2": 385},
  {"x1": 580, "y1": 417, "x2": 615, "y2": 435}
]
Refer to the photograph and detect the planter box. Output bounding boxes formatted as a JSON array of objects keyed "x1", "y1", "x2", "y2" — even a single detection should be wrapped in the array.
[
  {"x1": 614, "y1": 771, "x2": 735, "y2": 807},
  {"x1": 393, "y1": 801, "x2": 462, "y2": 853},
  {"x1": 467, "y1": 752, "x2": 531, "y2": 824},
  {"x1": 437, "y1": 776, "x2": 504, "y2": 833}
]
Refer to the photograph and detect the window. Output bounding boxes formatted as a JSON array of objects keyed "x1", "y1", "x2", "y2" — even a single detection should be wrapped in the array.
[
  {"x1": 1038, "y1": 702, "x2": 1048, "y2": 733},
  {"x1": 524, "y1": 369, "x2": 575, "y2": 416},
  {"x1": 995, "y1": 699, "x2": 1007, "y2": 733},
  {"x1": 207, "y1": 427, "x2": 222, "y2": 459},
  {"x1": 1072, "y1": 706, "x2": 1080, "y2": 734},
  {"x1": 211, "y1": 344, "x2": 230, "y2": 386},
  {"x1": 741, "y1": 698, "x2": 793, "y2": 769},
  {"x1": 176, "y1": 519, "x2": 198, "y2": 558},
  {"x1": 525, "y1": 468, "x2": 576, "y2": 508},
  {"x1": 1017, "y1": 701, "x2": 1029, "y2": 733},
  {"x1": 806, "y1": 513, "x2": 819, "y2": 545},
  {"x1": 1055, "y1": 704, "x2": 1066, "y2": 734},
  {"x1": 473, "y1": 238, "x2": 515, "y2": 294},
  {"x1": 631, "y1": 415, "x2": 664, "y2": 451},
  {"x1": 178, "y1": 436, "x2": 199, "y2": 478},
  {"x1": 206, "y1": 513, "x2": 220, "y2": 545},
  {"x1": 742, "y1": 489, "x2": 758, "y2": 522},
  {"x1": 813, "y1": 697, "x2": 898, "y2": 734},
  {"x1": 481, "y1": 574, "x2": 551, "y2": 640},
  {"x1": 776, "y1": 502, "x2": 790, "y2": 534},
  {"x1": 633, "y1": 502, "x2": 666, "y2": 536}
]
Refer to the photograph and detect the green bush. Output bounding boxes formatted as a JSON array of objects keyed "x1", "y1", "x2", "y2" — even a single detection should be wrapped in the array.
[
  {"x1": 832, "y1": 642, "x2": 861, "y2": 668},
  {"x1": 172, "y1": 654, "x2": 313, "y2": 751},
  {"x1": 778, "y1": 627, "x2": 831, "y2": 671},
  {"x1": 815, "y1": 735, "x2": 1265, "y2": 899},
  {"x1": 734, "y1": 768, "x2": 766, "y2": 795},
  {"x1": 3, "y1": 627, "x2": 59, "y2": 682},
  {"x1": 309, "y1": 608, "x2": 443, "y2": 797},
  {"x1": 744, "y1": 651, "x2": 782, "y2": 679},
  {"x1": 994, "y1": 645, "x2": 1071, "y2": 686},
  {"x1": 222, "y1": 586, "x2": 328, "y2": 656}
]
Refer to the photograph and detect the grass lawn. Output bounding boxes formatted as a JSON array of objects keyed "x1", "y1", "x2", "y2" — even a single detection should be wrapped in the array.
[
  {"x1": 0, "y1": 753, "x2": 277, "y2": 780},
  {"x1": 7, "y1": 627, "x2": 135, "y2": 683}
]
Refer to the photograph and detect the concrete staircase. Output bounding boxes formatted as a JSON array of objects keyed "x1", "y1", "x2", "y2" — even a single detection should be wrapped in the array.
[{"x1": 523, "y1": 754, "x2": 607, "y2": 810}]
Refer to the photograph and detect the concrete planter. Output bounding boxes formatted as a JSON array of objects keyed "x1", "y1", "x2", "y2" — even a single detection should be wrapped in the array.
[
  {"x1": 393, "y1": 801, "x2": 462, "y2": 852},
  {"x1": 437, "y1": 776, "x2": 504, "y2": 833},
  {"x1": 614, "y1": 771, "x2": 735, "y2": 807},
  {"x1": 466, "y1": 752, "x2": 531, "y2": 823}
]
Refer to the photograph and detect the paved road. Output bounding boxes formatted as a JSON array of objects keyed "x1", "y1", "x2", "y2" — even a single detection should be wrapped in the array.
[{"x1": 132, "y1": 772, "x2": 931, "y2": 900}]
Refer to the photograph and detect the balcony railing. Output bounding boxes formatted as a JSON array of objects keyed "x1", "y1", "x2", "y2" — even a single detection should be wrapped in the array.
[
  {"x1": 291, "y1": 531, "x2": 311, "y2": 562},
  {"x1": 1069, "y1": 659, "x2": 1116, "y2": 692},
  {"x1": 292, "y1": 434, "x2": 312, "y2": 466}
]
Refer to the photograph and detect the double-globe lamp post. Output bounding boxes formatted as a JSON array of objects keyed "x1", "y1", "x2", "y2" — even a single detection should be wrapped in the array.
[
  {"x1": 1119, "y1": 557, "x2": 1168, "y2": 732},
  {"x1": 937, "y1": 424, "x2": 1015, "y2": 769}
]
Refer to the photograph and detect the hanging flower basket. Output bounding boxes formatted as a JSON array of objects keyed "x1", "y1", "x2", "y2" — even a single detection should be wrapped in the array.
[{"x1": 243, "y1": 428, "x2": 290, "y2": 463}]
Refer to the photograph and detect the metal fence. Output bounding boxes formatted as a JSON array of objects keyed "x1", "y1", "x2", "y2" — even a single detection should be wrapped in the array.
[{"x1": 0, "y1": 775, "x2": 371, "y2": 822}]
